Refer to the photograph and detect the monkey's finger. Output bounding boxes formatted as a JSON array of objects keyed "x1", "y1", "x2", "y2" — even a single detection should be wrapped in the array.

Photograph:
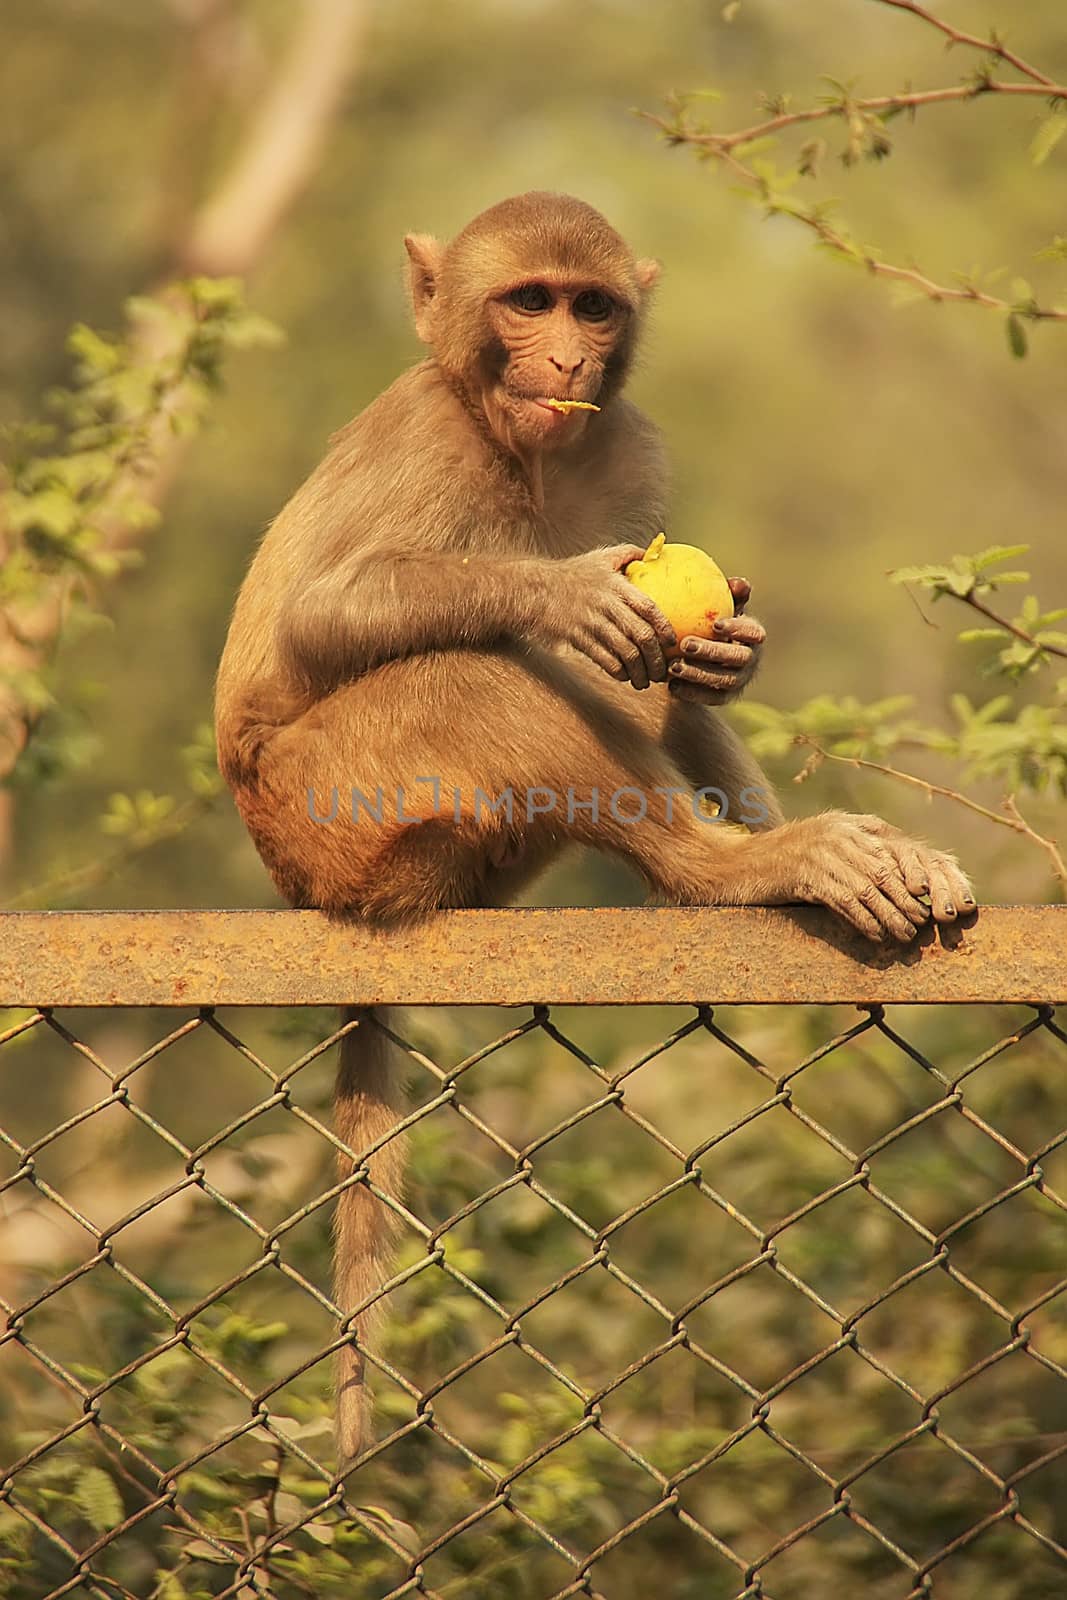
[
  {"x1": 818, "y1": 888, "x2": 888, "y2": 943},
  {"x1": 925, "y1": 858, "x2": 958, "y2": 922},
  {"x1": 606, "y1": 599, "x2": 671, "y2": 683},
  {"x1": 728, "y1": 577, "x2": 752, "y2": 613},
  {"x1": 926, "y1": 848, "x2": 975, "y2": 910},
  {"x1": 618, "y1": 613, "x2": 671, "y2": 684},
  {"x1": 833, "y1": 849, "x2": 924, "y2": 941},
  {"x1": 615, "y1": 583, "x2": 678, "y2": 650},
  {"x1": 923, "y1": 852, "x2": 974, "y2": 922},
  {"x1": 944, "y1": 858, "x2": 977, "y2": 913},
  {"x1": 594, "y1": 621, "x2": 653, "y2": 690},
  {"x1": 575, "y1": 631, "x2": 632, "y2": 683},
  {"x1": 607, "y1": 543, "x2": 652, "y2": 572},
  {"x1": 676, "y1": 639, "x2": 752, "y2": 669},
  {"x1": 858, "y1": 823, "x2": 975, "y2": 917},
  {"x1": 850, "y1": 877, "x2": 921, "y2": 942},
  {"x1": 667, "y1": 661, "x2": 744, "y2": 693},
  {"x1": 857, "y1": 844, "x2": 932, "y2": 926},
  {"x1": 880, "y1": 832, "x2": 932, "y2": 898},
  {"x1": 713, "y1": 616, "x2": 766, "y2": 647}
]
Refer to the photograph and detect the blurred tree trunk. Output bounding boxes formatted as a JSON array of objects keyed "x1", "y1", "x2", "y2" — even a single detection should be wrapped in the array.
[{"x1": 0, "y1": 0, "x2": 372, "y2": 876}]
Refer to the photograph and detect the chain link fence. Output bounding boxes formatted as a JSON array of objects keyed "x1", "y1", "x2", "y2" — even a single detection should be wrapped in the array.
[{"x1": 0, "y1": 909, "x2": 1065, "y2": 1600}]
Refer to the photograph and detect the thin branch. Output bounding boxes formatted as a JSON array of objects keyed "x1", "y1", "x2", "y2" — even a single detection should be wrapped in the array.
[
  {"x1": 1002, "y1": 794, "x2": 1067, "y2": 888},
  {"x1": 957, "y1": 590, "x2": 1067, "y2": 660},
  {"x1": 673, "y1": 80, "x2": 1067, "y2": 157},
  {"x1": 870, "y1": 0, "x2": 1059, "y2": 89},
  {"x1": 794, "y1": 736, "x2": 1067, "y2": 894}
]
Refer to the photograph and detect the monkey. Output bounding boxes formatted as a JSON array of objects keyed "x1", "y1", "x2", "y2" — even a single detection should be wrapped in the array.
[{"x1": 214, "y1": 192, "x2": 974, "y2": 1463}]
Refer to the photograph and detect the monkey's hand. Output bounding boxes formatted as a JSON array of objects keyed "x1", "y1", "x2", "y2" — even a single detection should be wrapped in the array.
[
  {"x1": 549, "y1": 544, "x2": 677, "y2": 691},
  {"x1": 667, "y1": 576, "x2": 763, "y2": 705},
  {"x1": 766, "y1": 811, "x2": 976, "y2": 942}
]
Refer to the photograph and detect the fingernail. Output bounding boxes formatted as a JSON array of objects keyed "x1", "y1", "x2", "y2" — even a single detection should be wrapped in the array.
[
  {"x1": 960, "y1": 895, "x2": 975, "y2": 908},
  {"x1": 670, "y1": 661, "x2": 683, "y2": 675},
  {"x1": 944, "y1": 903, "x2": 956, "y2": 916},
  {"x1": 712, "y1": 621, "x2": 727, "y2": 637},
  {"x1": 683, "y1": 641, "x2": 698, "y2": 655}
]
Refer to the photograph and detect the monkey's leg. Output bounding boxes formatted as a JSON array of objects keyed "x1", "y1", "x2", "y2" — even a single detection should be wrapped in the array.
[{"x1": 256, "y1": 647, "x2": 964, "y2": 936}]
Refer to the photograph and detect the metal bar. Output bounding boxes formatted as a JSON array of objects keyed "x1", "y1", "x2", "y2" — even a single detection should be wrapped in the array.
[{"x1": 0, "y1": 906, "x2": 1063, "y2": 1007}]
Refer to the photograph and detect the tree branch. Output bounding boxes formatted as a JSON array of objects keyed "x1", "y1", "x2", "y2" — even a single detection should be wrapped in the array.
[
  {"x1": 0, "y1": 1, "x2": 372, "y2": 876},
  {"x1": 668, "y1": 80, "x2": 1067, "y2": 157},
  {"x1": 871, "y1": 0, "x2": 1059, "y2": 89},
  {"x1": 957, "y1": 590, "x2": 1067, "y2": 660},
  {"x1": 180, "y1": 0, "x2": 371, "y2": 277}
]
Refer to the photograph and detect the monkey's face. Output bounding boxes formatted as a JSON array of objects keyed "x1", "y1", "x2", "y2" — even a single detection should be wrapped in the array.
[{"x1": 481, "y1": 281, "x2": 630, "y2": 453}]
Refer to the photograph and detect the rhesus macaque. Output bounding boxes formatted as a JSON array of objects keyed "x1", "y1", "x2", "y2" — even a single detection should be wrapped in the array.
[{"x1": 215, "y1": 192, "x2": 973, "y2": 1462}]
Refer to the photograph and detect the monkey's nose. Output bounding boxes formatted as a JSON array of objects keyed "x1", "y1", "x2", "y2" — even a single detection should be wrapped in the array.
[{"x1": 549, "y1": 355, "x2": 585, "y2": 375}]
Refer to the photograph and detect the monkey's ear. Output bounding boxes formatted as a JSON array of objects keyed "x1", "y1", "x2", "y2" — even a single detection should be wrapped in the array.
[
  {"x1": 404, "y1": 233, "x2": 445, "y2": 343},
  {"x1": 635, "y1": 257, "x2": 662, "y2": 293}
]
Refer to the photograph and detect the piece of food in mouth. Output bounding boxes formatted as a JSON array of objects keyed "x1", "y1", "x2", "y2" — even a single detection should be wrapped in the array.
[
  {"x1": 539, "y1": 397, "x2": 601, "y2": 413},
  {"x1": 623, "y1": 532, "x2": 735, "y2": 660}
]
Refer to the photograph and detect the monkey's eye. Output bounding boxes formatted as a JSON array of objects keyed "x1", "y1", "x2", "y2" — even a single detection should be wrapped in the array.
[
  {"x1": 508, "y1": 284, "x2": 553, "y2": 314},
  {"x1": 573, "y1": 289, "x2": 613, "y2": 321}
]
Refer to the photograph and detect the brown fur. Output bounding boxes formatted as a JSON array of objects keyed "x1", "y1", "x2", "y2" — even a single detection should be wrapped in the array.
[{"x1": 214, "y1": 192, "x2": 973, "y2": 1464}]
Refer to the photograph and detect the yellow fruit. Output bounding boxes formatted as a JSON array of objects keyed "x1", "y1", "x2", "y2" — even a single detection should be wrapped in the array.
[{"x1": 623, "y1": 533, "x2": 734, "y2": 658}]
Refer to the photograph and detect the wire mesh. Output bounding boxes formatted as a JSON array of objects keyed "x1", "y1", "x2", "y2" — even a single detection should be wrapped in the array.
[{"x1": 1, "y1": 993, "x2": 1065, "y2": 1600}]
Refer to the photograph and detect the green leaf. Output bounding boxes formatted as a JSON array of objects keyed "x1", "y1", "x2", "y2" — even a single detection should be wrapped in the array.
[
  {"x1": 1036, "y1": 234, "x2": 1067, "y2": 262},
  {"x1": 971, "y1": 544, "x2": 1030, "y2": 569},
  {"x1": 303, "y1": 1521, "x2": 336, "y2": 1546},
  {"x1": 889, "y1": 563, "x2": 953, "y2": 587},
  {"x1": 1007, "y1": 313, "x2": 1028, "y2": 359},
  {"x1": 178, "y1": 1539, "x2": 233, "y2": 1565},
  {"x1": 74, "y1": 1467, "x2": 122, "y2": 1533},
  {"x1": 100, "y1": 792, "x2": 137, "y2": 836},
  {"x1": 66, "y1": 324, "x2": 123, "y2": 377},
  {"x1": 1031, "y1": 112, "x2": 1067, "y2": 166}
]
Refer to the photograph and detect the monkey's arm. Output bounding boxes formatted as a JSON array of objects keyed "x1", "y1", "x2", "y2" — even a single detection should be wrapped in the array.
[{"x1": 277, "y1": 543, "x2": 678, "y2": 698}]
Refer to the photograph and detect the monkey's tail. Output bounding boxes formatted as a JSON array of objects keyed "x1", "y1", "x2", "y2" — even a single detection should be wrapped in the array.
[{"x1": 333, "y1": 1005, "x2": 408, "y2": 1467}]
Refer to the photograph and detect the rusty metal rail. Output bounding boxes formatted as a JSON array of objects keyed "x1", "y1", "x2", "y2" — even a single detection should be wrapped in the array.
[
  {"x1": 0, "y1": 906, "x2": 1065, "y2": 1600},
  {"x1": 0, "y1": 905, "x2": 1064, "y2": 1006}
]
